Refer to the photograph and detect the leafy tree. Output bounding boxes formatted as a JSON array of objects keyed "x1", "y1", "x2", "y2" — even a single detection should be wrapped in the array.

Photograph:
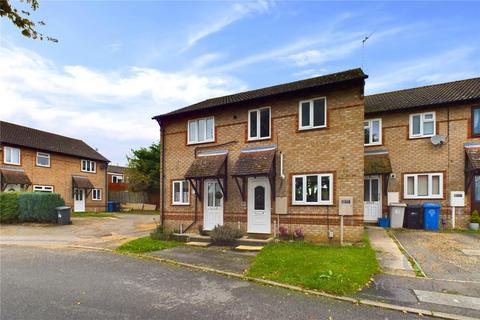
[
  {"x1": 125, "y1": 142, "x2": 160, "y2": 193},
  {"x1": 0, "y1": 0, "x2": 57, "y2": 42}
]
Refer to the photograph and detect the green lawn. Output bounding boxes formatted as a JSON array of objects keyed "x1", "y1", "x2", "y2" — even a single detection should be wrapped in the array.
[
  {"x1": 116, "y1": 237, "x2": 180, "y2": 254},
  {"x1": 247, "y1": 237, "x2": 379, "y2": 295},
  {"x1": 71, "y1": 212, "x2": 116, "y2": 218},
  {"x1": 116, "y1": 210, "x2": 160, "y2": 215}
]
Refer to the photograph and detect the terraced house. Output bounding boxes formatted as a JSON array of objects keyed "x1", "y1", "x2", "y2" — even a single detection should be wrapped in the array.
[
  {"x1": 0, "y1": 121, "x2": 109, "y2": 212},
  {"x1": 154, "y1": 69, "x2": 368, "y2": 242},
  {"x1": 364, "y1": 77, "x2": 480, "y2": 228}
]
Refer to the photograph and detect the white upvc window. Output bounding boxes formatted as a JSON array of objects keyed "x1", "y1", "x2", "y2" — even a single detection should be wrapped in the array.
[
  {"x1": 299, "y1": 97, "x2": 327, "y2": 130},
  {"x1": 404, "y1": 173, "x2": 443, "y2": 199},
  {"x1": 81, "y1": 160, "x2": 96, "y2": 173},
  {"x1": 172, "y1": 180, "x2": 189, "y2": 205},
  {"x1": 292, "y1": 173, "x2": 333, "y2": 205},
  {"x1": 364, "y1": 119, "x2": 382, "y2": 146},
  {"x1": 248, "y1": 107, "x2": 271, "y2": 140},
  {"x1": 188, "y1": 117, "x2": 215, "y2": 144},
  {"x1": 409, "y1": 112, "x2": 436, "y2": 138},
  {"x1": 36, "y1": 152, "x2": 50, "y2": 167},
  {"x1": 3, "y1": 146, "x2": 21, "y2": 165},
  {"x1": 112, "y1": 174, "x2": 124, "y2": 183},
  {"x1": 92, "y1": 188, "x2": 102, "y2": 200},
  {"x1": 33, "y1": 185, "x2": 54, "y2": 193}
]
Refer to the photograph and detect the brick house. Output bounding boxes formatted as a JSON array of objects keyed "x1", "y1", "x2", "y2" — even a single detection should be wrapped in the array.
[
  {"x1": 0, "y1": 121, "x2": 109, "y2": 212},
  {"x1": 363, "y1": 77, "x2": 480, "y2": 228},
  {"x1": 153, "y1": 69, "x2": 368, "y2": 242},
  {"x1": 108, "y1": 165, "x2": 128, "y2": 192}
]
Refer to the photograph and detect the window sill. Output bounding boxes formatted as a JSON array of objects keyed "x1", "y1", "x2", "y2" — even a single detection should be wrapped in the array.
[
  {"x1": 81, "y1": 171, "x2": 97, "y2": 174},
  {"x1": 247, "y1": 136, "x2": 271, "y2": 142},
  {"x1": 36, "y1": 164, "x2": 51, "y2": 168},
  {"x1": 408, "y1": 135, "x2": 434, "y2": 140},
  {"x1": 403, "y1": 196, "x2": 442, "y2": 200},
  {"x1": 364, "y1": 143, "x2": 382, "y2": 147},
  {"x1": 3, "y1": 162, "x2": 21, "y2": 166},
  {"x1": 187, "y1": 140, "x2": 215, "y2": 146},
  {"x1": 291, "y1": 202, "x2": 333, "y2": 206},
  {"x1": 172, "y1": 203, "x2": 190, "y2": 206}
]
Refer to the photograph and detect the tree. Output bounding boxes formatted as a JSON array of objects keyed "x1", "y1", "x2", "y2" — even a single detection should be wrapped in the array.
[
  {"x1": 125, "y1": 142, "x2": 160, "y2": 193},
  {"x1": 0, "y1": 0, "x2": 57, "y2": 42}
]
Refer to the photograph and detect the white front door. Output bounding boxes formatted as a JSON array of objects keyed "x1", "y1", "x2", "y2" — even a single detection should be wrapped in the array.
[
  {"x1": 203, "y1": 180, "x2": 224, "y2": 230},
  {"x1": 364, "y1": 175, "x2": 382, "y2": 222},
  {"x1": 74, "y1": 188, "x2": 86, "y2": 212},
  {"x1": 247, "y1": 177, "x2": 271, "y2": 234}
]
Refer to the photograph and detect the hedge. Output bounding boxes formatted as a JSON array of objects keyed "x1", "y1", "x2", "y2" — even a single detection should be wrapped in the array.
[
  {"x1": 17, "y1": 192, "x2": 65, "y2": 223},
  {"x1": 0, "y1": 192, "x2": 21, "y2": 223}
]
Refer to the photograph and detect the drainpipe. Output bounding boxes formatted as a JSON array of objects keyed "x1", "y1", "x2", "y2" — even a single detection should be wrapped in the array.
[
  {"x1": 280, "y1": 152, "x2": 285, "y2": 180},
  {"x1": 156, "y1": 119, "x2": 166, "y2": 227}
]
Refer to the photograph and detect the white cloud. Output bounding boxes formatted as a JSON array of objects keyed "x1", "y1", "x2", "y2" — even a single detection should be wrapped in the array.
[
  {"x1": 181, "y1": 0, "x2": 275, "y2": 51},
  {"x1": 0, "y1": 44, "x2": 246, "y2": 164}
]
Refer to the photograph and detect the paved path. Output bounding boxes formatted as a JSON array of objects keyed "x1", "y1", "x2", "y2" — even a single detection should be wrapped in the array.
[
  {"x1": 0, "y1": 214, "x2": 157, "y2": 249},
  {"x1": 366, "y1": 227, "x2": 415, "y2": 276},
  {"x1": 0, "y1": 246, "x2": 427, "y2": 320}
]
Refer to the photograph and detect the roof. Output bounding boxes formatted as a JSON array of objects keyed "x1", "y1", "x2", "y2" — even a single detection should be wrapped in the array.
[
  {"x1": 231, "y1": 149, "x2": 276, "y2": 177},
  {"x1": 108, "y1": 165, "x2": 126, "y2": 174},
  {"x1": 154, "y1": 68, "x2": 367, "y2": 120},
  {"x1": 365, "y1": 153, "x2": 392, "y2": 175},
  {"x1": 0, "y1": 170, "x2": 31, "y2": 186},
  {"x1": 184, "y1": 154, "x2": 227, "y2": 179},
  {"x1": 365, "y1": 77, "x2": 480, "y2": 114},
  {"x1": 0, "y1": 121, "x2": 109, "y2": 162},
  {"x1": 72, "y1": 176, "x2": 95, "y2": 189}
]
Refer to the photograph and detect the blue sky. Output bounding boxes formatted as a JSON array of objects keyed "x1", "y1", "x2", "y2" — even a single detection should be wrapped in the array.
[{"x1": 1, "y1": 1, "x2": 479, "y2": 164}]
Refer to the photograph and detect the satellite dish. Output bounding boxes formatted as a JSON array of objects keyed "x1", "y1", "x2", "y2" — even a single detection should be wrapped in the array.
[{"x1": 431, "y1": 135, "x2": 446, "y2": 146}]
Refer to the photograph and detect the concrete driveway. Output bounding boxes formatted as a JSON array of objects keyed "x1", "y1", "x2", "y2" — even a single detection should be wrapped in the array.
[
  {"x1": 393, "y1": 230, "x2": 480, "y2": 282},
  {"x1": 0, "y1": 214, "x2": 157, "y2": 249}
]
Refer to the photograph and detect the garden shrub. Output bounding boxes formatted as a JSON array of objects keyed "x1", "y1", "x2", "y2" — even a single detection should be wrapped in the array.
[
  {"x1": 18, "y1": 192, "x2": 65, "y2": 223},
  {"x1": 471, "y1": 210, "x2": 480, "y2": 223},
  {"x1": 210, "y1": 225, "x2": 243, "y2": 245},
  {"x1": 150, "y1": 225, "x2": 173, "y2": 241},
  {"x1": 0, "y1": 192, "x2": 21, "y2": 223}
]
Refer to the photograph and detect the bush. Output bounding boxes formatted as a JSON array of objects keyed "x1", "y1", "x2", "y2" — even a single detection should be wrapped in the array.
[
  {"x1": 293, "y1": 228, "x2": 304, "y2": 241},
  {"x1": 18, "y1": 192, "x2": 65, "y2": 223},
  {"x1": 471, "y1": 210, "x2": 480, "y2": 224},
  {"x1": 210, "y1": 225, "x2": 243, "y2": 245},
  {"x1": 278, "y1": 226, "x2": 289, "y2": 240},
  {"x1": 198, "y1": 224, "x2": 209, "y2": 236},
  {"x1": 0, "y1": 192, "x2": 21, "y2": 223},
  {"x1": 150, "y1": 225, "x2": 173, "y2": 241}
]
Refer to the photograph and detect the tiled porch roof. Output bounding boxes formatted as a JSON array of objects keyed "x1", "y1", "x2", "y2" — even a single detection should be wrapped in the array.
[
  {"x1": 184, "y1": 154, "x2": 227, "y2": 179},
  {"x1": 0, "y1": 170, "x2": 31, "y2": 185},
  {"x1": 465, "y1": 147, "x2": 480, "y2": 169},
  {"x1": 365, "y1": 153, "x2": 392, "y2": 175},
  {"x1": 72, "y1": 176, "x2": 95, "y2": 189},
  {"x1": 231, "y1": 149, "x2": 276, "y2": 177}
]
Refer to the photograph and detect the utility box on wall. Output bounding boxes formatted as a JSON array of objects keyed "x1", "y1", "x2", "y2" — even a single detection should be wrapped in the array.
[
  {"x1": 338, "y1": 196, "x2": 353, "y2": 216},
  {"x1": 450, "y1": 191, "x2": 465, "y2": 207},
  {"x1": 275, "y1": 197, "x2": 288, "y2": 214}
]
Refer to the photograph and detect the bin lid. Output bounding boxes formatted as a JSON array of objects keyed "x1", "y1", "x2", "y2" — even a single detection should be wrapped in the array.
[
  {"x1": 388, "y1": 202, "x2": 407, "y2": 207},
  {"x1": 423, "y1": 203, "x2": 441, "y2": 208},
  {"x1": 56, "y1": 206, "x2": 71, "y2": 210},
  {"x1": 407, "y1": 204, "x2": 423, "y2": 209}
]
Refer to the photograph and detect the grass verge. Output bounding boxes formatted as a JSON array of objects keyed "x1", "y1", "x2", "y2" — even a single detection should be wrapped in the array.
[
  {"x1": 116, "y1": 236, "x2": 180, "y2": 254},
  {"x1": 71, "y1": 212, "x2": 116, "y2": 218},
  {"x1": 116, "y1": 210, "x2": 160, "y2": 215},
  {"x1": 247, "y1": 235, "x2": 379, "y2": 295}
]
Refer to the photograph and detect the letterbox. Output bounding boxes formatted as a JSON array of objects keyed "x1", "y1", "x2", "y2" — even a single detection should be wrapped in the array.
[{"x1": 339, "y1": 196, "x2": 353, "y2": 216}]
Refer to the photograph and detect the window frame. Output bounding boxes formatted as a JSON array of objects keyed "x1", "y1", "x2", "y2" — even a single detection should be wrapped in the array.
[
  {"x1": 248, "y1": 106, "x2": 271, "y2": 141},
  {"x1": 33, "y1": 185, "x2": 54, "y2": 193},
  {"x1": 187, "y1": 117, "x2": 215, "y2": 145},
  {"x1": 298, "y1": 97, "x2": 327, "y2": 130},
  {"x1": 364, "y1": 118, "x2": 382, "y2": 146},
  {"x1": 36, "y1": 152, "x2": 51, "y2": 167},
  {"x1": 409, "y1": 112, "x2": 436, "y2": 139},
  {"x1": 92, "y1": 188, "x2": 102, "y2": 201},
  {"x1": 403, "y1": 172, "x2": 443, "y2": 199},
  {"x1": 292, "y1": 173, "x2": 333, "y2": 205},
  {"x1": 3, "y1": 146, "x2": 21, "y2": 165},
  {"x1": 172, "y1": 180, "x2": 190, "y2": 205},
  {"x1": 471, "y1": 106, "x2": 480, "y2": 137},
  {"x1": 112, "y1": 174, "x2": 124, "y2": 183},
  {"x1": 81, "y1": 159, "x2": 96, "y2": 173}
]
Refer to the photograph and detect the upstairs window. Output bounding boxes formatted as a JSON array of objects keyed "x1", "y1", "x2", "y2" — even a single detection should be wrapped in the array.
[
  {"x1": 292, "y1": 173, "x2": 333, "y2": 205},
  {"x1": 472, "y1": 106, "x2": 480, "y2": 137},
  {"x1": 81, "y1": 160, "x2": 96, "y2": 173},
  {"x1": 364, "y1": 119, "x2": 382, "y2": 145},
  {"x1": 248, "y1": 107, "x2": 271, "y2": 140},
  {"x1": 410, "y1": 112, "x2": 435, "y2": 138},
  {"x1": 188, "y1": 117, "x2": 214, "y2": 144},
  {"x1": 404, "y1": 173, "x2": 443, "y2": 199},
  {"x1": 112, "y1": 174, "x2": 124, "y2": 183},
  {"x1": 3, "y1": 146, "x2": 20, "y2": 165},
  {"x1": 299, "y1": 97, "x2": 327, "y2": 130},
  {"x1": 92, "y1": 189, "x2": 102, "y2": 200},
  {"x1": 36, "y1": 152, "x2": 50, "y2": 167},
  {"x1": 172, "y1": 180, "x2": 189, "y2": 205}
]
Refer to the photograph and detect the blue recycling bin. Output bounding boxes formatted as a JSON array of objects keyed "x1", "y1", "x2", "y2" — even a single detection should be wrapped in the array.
[
  {"x1": 423, "y1": 203, "x2": 441, "y2": 231},
  {"x1": 107, "y1": 201, "x2": 114, "y2": 213}
]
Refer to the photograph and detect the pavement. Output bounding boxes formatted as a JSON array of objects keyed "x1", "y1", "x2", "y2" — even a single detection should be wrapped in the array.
[
  {"x1": 0, "y1": 246, "x2": 428, "y2": 320},
  {"x1": 0, "y1": 214, "x2": 157, "y2": 249}
]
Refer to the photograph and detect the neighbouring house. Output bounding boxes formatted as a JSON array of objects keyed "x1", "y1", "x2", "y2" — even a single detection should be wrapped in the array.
[
  {"x1": 108, "y1": 165, "x2": 127, "y2": 192},
  {"x1": 0, "y1": 121, "x2": 109, "y2": 212},
  {"x1": 153, "y1": 69, "x2": 368, "y2": 242},
  {"x1": 364, "y1": 77, "x2": 480, "y2": 228}
]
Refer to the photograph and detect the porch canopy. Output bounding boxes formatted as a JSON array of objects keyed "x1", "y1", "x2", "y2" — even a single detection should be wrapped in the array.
[
  {"x1": 464, "y1": 144, "x2": 480, "y2": 190},
  {"x1": 364, "y1": 152, "x2": 392, "y2": 195},
  {"x1": 72, "y1": 176, "x2": 95, "y2": 197},
  {"x1": 0, "y1": 169, "x2": 31, "y2": 191},
  {"x1": 184, "y1": 153, "x2": 228, "y2": 201},
  {"x1": 231, "y1": 147, "x2": 276, "y2": 201}
]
